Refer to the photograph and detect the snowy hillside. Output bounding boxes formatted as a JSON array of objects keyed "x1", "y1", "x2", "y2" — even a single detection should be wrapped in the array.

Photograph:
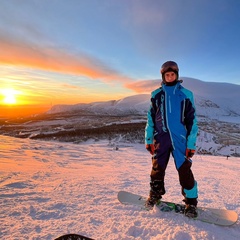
[
  {"x1": 0, "y1": 78, "x2": 239, "y2": 157},
  {"x1": 48, "y1": 78, "x2": 240, "y2": 123},
  {"x1": 48, "y1": 94, "x2": 150, "y2": 116},
  {"x1": 0, "y1": 135, "x2": 239, "y2": 240}
]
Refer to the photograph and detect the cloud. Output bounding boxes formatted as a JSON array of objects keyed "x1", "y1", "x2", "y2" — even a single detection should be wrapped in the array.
[
  {"x1": 61, "y1": 83, "x2": 84, "y2": 90},
  {"x1": 0, "y1": 34, "x2": 132, "y2": 84},
  {"x1": 124, "y1": 79, "x2": 161, "y2": 93}
]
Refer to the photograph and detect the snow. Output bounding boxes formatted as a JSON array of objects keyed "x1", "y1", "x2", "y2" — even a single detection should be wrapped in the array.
[{"x1": 0, "y1": 135, "x2": 239, "y2": 240}]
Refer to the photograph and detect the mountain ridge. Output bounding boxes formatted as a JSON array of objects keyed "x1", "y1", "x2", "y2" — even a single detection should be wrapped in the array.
[{"x1": 48, "y1": 77, "x2": 240, "y2": 123}]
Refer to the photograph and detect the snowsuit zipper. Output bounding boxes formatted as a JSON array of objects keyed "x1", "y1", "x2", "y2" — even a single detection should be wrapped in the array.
[{"x1": 164, "y1": 91, "x2": 175, "y2": 150}]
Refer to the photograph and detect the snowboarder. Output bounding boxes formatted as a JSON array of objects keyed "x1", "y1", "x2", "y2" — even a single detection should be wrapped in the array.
[{"x1": 145, "y1": 61, "x2": 198, "y2": 218}]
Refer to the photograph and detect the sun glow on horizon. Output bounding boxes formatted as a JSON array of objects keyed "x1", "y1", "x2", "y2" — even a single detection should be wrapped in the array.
[{"x1": 1, "y1": 88, "x2": 20, "y2": 105}]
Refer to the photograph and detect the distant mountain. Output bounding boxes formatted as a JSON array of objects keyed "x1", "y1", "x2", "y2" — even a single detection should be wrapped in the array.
[
  {"x1": 48, "y1": 94, "x2": 150, "y2": 116},
  {"x1": 182, "y1": 77, "x2": 240, "y2": 122},
  {"x1": 1, "y1": 78, "x2": 239, "y2": 157},
  {"x1": 48, "y1": 77, "x2": 240, "y2": 123}
]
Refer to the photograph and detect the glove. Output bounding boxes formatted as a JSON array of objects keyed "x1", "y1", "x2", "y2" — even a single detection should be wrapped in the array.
[
  {"x1": 146, "y1": 144, "x2": 155, "y2": 155},
  {"x1": 186, "y1": 149, "x2": 195, "y2": 159}
]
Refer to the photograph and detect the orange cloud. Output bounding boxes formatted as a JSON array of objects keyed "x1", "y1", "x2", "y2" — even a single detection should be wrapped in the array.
[
  {"x1": 61, "y1": 83, "x2": 83, "y2": 90},
  {"x1": 0, "y1": 35, "x2": 131, "y2": 83},
  {"x1": 124, "y1": 79, "x2": 161, "y2": 93}
]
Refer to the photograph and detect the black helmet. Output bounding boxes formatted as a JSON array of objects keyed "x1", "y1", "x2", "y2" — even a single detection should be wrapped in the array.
[{"x1": 160, "y1": 61, "x2": 179, "y2": 83}]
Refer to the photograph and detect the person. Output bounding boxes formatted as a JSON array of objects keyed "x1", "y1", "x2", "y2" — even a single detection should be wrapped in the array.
[{"x1": 145, "y1": 61, "x2": 198, "y2": 218}]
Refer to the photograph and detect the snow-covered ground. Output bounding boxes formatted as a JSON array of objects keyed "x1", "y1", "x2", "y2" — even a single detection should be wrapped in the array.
[{"x1": 0, "y1": 135, "x2": 239, "y2": 240}]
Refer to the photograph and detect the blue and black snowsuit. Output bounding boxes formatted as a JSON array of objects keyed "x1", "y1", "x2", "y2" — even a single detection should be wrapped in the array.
[{"x1": 145, "y1": 81, "x2": 198, "y2": 204}]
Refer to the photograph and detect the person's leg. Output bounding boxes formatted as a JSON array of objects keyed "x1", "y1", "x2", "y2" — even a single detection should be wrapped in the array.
[
  {"x1": 172, "y1": 141, "x2": 198, "y2": 204},
  {"x1": 173, "y1": 144, "x2": 198, "y2": 217},
  {"x1": 146, "y1": 137, "x2": 171, "y2": 207}
]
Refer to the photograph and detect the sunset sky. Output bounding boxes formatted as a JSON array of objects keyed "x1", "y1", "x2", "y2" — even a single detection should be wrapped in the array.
[{"x1": 0, "y1": 0, "x2": 240, "y2": 117}]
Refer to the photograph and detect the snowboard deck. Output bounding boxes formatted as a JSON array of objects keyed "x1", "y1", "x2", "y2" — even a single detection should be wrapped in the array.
[
  {"x1": 117, "y1": 191, "x2": 238, "y2": 226},
  {"x1": 54, "y1": 233, "x2": 94, "y2": 240}
]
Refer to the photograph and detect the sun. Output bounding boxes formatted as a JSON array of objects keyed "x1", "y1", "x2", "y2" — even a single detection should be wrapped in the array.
[{"x1": 1, "y1": 89, "x2": 18, "y2": 105}]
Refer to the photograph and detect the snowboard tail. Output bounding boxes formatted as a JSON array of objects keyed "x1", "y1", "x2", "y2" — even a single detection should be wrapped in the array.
[{"x1": 117, "y1": 191, "x2": 238, "y2": 226}]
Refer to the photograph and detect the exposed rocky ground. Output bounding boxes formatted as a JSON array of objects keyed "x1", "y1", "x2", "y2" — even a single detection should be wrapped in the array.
[{"x1": 0, "y1": 111, "x2": 239, "y2": 157}]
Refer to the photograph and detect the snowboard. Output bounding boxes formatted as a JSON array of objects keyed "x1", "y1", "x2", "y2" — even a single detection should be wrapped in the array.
[
  {"x1": 117, "y1": 191, "x2": 238, "y2": 226},
  {"x1": 54, "y1": 233, "x2": 94, "y2": 240}
]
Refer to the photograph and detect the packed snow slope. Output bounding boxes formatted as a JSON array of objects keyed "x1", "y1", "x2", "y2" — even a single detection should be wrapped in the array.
[
  {"x1": 0, "y1": 135, "x2": 239, "y2": 240},
  {"x1": 48, "y1": 78, "x2": 240, "y2": 123}
]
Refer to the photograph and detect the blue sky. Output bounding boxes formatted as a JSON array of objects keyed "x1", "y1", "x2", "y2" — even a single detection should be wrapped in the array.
[{"x1": 0, "y1": 0, "x2": 239, "y2": 109}]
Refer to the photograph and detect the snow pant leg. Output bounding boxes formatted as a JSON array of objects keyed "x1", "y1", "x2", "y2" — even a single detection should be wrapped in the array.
[
  {"x1": 149, "y1": 137, "x2": 172, "y2": 196},
  {"x1": 178, "y1": 159, "x2": 198, "y2": 203},
  {"x1": 150, "y1": 136, "x2": 172, "y2": 181},
  {"x1": 149, "y1": 157, "x2": 169, "y2": 196},
  {"x1": 171, "y1": 138, "x2": 198, "y2": 202},
  {"x1": 150, "y1": 156, "x2": 169, "y2": 181},
  {"x1": 178, "y1": 159, "x2": 195, "y2": 190}
]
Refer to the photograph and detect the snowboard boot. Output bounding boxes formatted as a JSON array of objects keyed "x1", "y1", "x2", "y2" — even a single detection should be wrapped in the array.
[
  {"x1": 145, "y1": 180, "x2": 165, "y2": 209},
  {"x1": 184, "y1": 205, "x2": 198, "y2": 218},
  {"x1": 183, "y1": 197, "x2": 198, "y2": 218}
]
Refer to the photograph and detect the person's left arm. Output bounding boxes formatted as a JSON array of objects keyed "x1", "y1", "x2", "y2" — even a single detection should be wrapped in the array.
[{"x1": 184, "y1": 91, "x2": 198, "y2": 158}]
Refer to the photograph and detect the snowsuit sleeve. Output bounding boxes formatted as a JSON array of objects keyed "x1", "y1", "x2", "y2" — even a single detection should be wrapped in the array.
[
  {"x1": 145, "y1": 90, "x2": 158, "y2": 144},
  {"x1": 184, "y1": 91, "x2": 198, "y2": 150}
]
